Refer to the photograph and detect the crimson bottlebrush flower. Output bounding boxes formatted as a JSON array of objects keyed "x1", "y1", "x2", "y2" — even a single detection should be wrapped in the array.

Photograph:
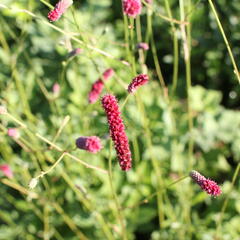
[
  {"x1": 102, "y1": 94, "x2": 132, "y2": 171},
  {"x1": 128, "y1": 74, "x2": 149, "y2": 93},
  {"x1": 48, "y1": 0, "x2": 73, "y2": 22},
  {"x1": 0, "y1": 164, "x2": 13, "y2": 179},
  {"x1": 122, "y1": 0, "x2": 142, "y2": 18},
  {"x1": 137, "y1": 42, "x2": 149, "y2": 51},
  {"x1": 88, "y1": 69, "x2": 114, "y2": 104},
  {"x1": 76, "y1": 136, "x2": 102, "y2": 153},
  {"x1": 190, "y1": 170, "x2": 222, "y2": 197}
]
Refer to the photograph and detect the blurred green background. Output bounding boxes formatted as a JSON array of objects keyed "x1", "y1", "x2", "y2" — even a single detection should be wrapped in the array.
[{"x1": 0, "y1": 0, "x2": 240, "y2": 239}]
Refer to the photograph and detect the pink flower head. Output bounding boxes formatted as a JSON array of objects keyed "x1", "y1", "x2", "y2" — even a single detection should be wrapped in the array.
[
  {"x1": 122, "y1": 0, "x2": 142, "y2": 18},
  {"x1": 48, "y1": 0, "x2": 73, "y2": 22},
  {"x1": 190, "y1": 170, "x2": 222, "y2": 197},
  {"x1": 102, "y1": 94, "x2": 132, "y2": 171},
  {"x1": 0, "y1": 164, "x2": 13, "y2": 178},
  {"x1": 52, "y1": 83, "x2": 61, "y2": 95},
  {"x1": 68, "y1": 48, "x2": 83, "y2": 58},
  {"x1": 76, "y1": 136, "x2": 102, "y2": 153},
  {"x1": 137, "y1": 42, "x2": 149, "y2": 51},
  {"x1": 88, "y1": 69, "x2": 114, "y2": 104},
  {"x1": 128, "y1": 74, "x2": 149, "y2": 93},
  {"x1": 7, "y1": 128, "x2": 20, "y2": 139}
]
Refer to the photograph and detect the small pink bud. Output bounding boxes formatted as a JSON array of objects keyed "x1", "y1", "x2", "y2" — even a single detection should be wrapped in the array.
[
  {"x1": 122, "y1": 0, "x2": 142, "y2": 18},
  {"x1": 0, "y1": 164, "x2": 13, "y2": 178},
  {"x1": 88, "y1": 69, "x2": 114, "y2": 104},
  {"x1": 48, "y1": 0, "x2": 73, "y2": 22},
  {"x1": 137, "y1": 42, "x2": 149, "y2": 51},
  {"x1": 0, "y1": 106, "x2": 7, "y2": 114},
  {"x1": 7, "y1": 128, "x2": 20, "y2": 139},
  {"x1": 102, "y1": 68, "x2": 114, "y2": 81},
  {"x1": 128, "y1": 74, "x2": 149, "y2": 93},
  {"x1": 68, "y1": 48, "x2": 83, "y2": 58},
  {"x1": 190, "y1": 170, "x2": 222, "y2": 197},
  {"x1": 76, "y1": 136, "x2": 102, "y2": 153},
  {"x1": 145, "y1": 0, "x2": 152, "y2": 3},
  {"x1": 52, "y1": 83, "x2": 60, "y2": 96}
]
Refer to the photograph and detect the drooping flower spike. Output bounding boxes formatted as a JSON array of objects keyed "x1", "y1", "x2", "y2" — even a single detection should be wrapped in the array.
[
  {"x1": 122, "y1": 0, "x2": 142, "y2": 18},
  {"x1": 190, "y1": 170, "x2": 222, "y2": 197},
  {"x1": 88, "y1": 68, "x2": 114, "y2": 104},
  {"x1": 76, "y1": 136, "x2": 102, "y2": 153},
  {"x1": 128, "y1": 74, "x2": 149, "y2": 93},
  {"x1": 102, "y1": 94, "x2": 132, "y2": 171},
  {"x1": 48, "y1": 0, "x2": 73, "y2": 22}
]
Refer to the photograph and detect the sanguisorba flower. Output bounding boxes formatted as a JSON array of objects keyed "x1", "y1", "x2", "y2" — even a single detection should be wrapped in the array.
[
  {"x1": 88, "y1": 69, "x2": 115, "y2": 104},
  {"x1": 0, "y1": 164, "x2": 13, "y2": 179},
  {"x1": 7, "y1": 128, "x2": 20, "y2": 139},
  {"x1": 52, "y1": 83, "x2": 61, "y2": 96},
  {"x1": 137, "y1": 42, "x2": 149, "y2": 51},
  {"x1": 190, "y1": 170, "x2": 222, "y2": 197},
  {"x1": 128, "y1": 74, "x2": 149, "y2": 93},
  {"x1": 102, "y1": 94, "x2": 132, "y2": 171},
  {"x1": 76, "y1": 136, "x2": 102, "y2": 153},
  {"x1": 48, "y1": 0, "x2": 73, "y2": 22},
  {"x1": 122, "y1": 0, "x2": 142, "y2": 18}
]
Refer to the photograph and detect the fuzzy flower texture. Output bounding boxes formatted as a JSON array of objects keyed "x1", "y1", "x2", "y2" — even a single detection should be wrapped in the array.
[
  {"x1": 88, "y1": 69, "x2": 114, "y2": 104},
  {"x1": 128, "y1": 74, "x2": 149, "y2": 93},
  {"x1": 122, "y1": 0, "x2": 142, "y2": 18},
  {"x1": 48, "y1": 0, "x2": 73, "y2": 22},
  {"x1": 190, "y1": 170, "x2": 222, "y2": 197},
  {"x1": 76, "y1": 136, "x2": 102, "y2": 153},
  {"x1": 102, "y1": 94, "x2": 132, "y2": 171}
]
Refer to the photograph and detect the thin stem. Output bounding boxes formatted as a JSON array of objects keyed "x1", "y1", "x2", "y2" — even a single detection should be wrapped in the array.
[
  {"x1": 108, "y1": 141, "x2": 128, "y2": 240},
  {"x1": 208, "y1": 0, "x2": 240, "y2": 83},
  {"x1": 123, "y1": 175, "x2": 189, "y2": 210}
]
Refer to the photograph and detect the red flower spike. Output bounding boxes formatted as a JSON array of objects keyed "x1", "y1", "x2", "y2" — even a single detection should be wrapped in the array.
[
  {"x1": 48, "y1": 0, "x2": 73, "y2": 22},
  {"x1": 122, "y1": 0, "x2": 142, "y2": 18},
  {"x1": 102, "y1": 94, "x2": 132, "y2": 171},
  {"x1": 190, "y1": 170, "x2": 222, "y2": 197},
  {"x1": 128, "y1": 74, "x2": 149, "y2": 93},
  {"x1": 88, "y1": 69, "x2": 114, "y2": 104},
  {"x1": 76, "y1": 136, "x2": 102, "y2": 153}
]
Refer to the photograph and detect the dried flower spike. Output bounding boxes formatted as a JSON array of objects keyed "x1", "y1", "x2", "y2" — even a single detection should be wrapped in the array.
[
  {"x1": 48, "y1": 0, "x2": 73, "y2": 22},
  {"x1": 122, "y1": 0, "x2": 142, "y2": 18},
  {"x1": 102, "y1": 94, "x2": 132, "y2": 171},
  {"x1": 128, "y1": 74, "x2": 149, "y2": 93},
  {"x1": 88, "y1": 68, "x2": 114, "y2": 104},
  {"x1": 0, "y1": 164, "x2": 13, "y2": 179},
  {"x1": 190, "y1": 170, "x2": 222, "y2": 197},
  {"x1": 76, "y1": 136, "x2": 102, "y2": 153}
]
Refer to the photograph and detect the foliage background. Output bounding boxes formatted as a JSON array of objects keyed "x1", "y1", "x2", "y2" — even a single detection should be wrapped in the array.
[{"x1": 0, "y1": 0, "x2": 240, "y2": 239}]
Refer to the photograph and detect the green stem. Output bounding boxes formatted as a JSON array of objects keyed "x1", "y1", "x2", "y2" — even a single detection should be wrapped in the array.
[
  {"x1": 208, "y1": 0, "x2": 240, "y2": 83},
  {"x1": 108, "y1": 141, "x2": 128, "y2": 240}
]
